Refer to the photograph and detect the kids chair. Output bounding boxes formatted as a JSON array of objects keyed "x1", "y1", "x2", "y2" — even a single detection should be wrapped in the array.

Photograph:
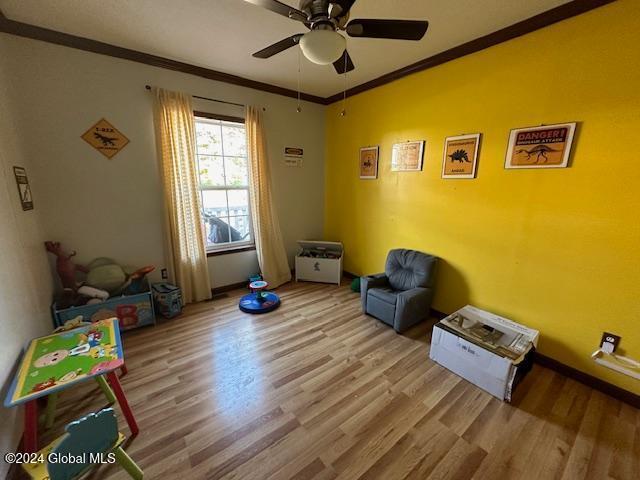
[
  {"x1": 22, "y1": 408, "x2": 143, "y2": 480},
  {"x1": 361, "y1": 249, "x2": 438, "y2": 333}
]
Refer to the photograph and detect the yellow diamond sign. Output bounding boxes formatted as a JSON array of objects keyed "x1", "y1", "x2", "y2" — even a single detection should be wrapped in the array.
[{"x1": 81, "y1": 118, "x2": 130, "y2": 159}]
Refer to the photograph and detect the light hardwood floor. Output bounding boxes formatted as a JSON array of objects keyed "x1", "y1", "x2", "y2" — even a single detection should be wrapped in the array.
[{"x1": 39, "y1": 281, "x2": 639, "y2": 480}]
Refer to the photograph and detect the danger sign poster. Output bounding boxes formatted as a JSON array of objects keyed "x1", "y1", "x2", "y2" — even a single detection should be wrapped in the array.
[{"x1": 505, "y1": 123, "x2": 576, "y2": 169}]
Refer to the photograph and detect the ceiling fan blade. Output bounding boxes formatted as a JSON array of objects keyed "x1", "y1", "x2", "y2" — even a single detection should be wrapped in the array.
[
  {"x1": 243, "y1": 0, "x2": 307, "y2": 22},
  {"x1": 252, "y1": 34, "x2": 303, "y2": 59},
  {"x1": 346, "y1": 19, "x2": 429, "y2": 40},
  {"x1": 331, "y1": 0, "x2": 357, "y2": 18},
  {"x1": 333, "y1": 50, "x2": 355, "y2": 74}
]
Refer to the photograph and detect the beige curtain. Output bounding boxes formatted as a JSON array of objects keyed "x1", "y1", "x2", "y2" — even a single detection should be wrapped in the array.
[
  {"x1": 246, "y1": 106, "x2": 292, "y2": 288},
  {"x1": 153, "y1": 87, "x2": 211, "y2": 302}
]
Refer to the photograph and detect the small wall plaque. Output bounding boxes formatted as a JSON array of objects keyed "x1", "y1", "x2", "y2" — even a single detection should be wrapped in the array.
[
  {"x1": 81, "y1": 118, "x2": 130, "y2": 159},
  {"x1": 284, "y1": 158, "x2": 302, "y2": 167},
  {"x1": 284, "y1": 147, "x2": 304, "y2": 158},
  {"x1": 13, "y1": 166, "x2": 33, "y2": 210}
]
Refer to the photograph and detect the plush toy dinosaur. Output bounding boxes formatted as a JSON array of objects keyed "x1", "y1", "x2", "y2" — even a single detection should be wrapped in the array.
[{"x1": 44, "y1": 241, "x2": 89, "y2": 292}]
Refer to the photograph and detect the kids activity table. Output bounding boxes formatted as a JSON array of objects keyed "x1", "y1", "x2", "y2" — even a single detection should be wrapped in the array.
[{"x1": 4, "y1": 317, "x2": 138, "y2": 452}]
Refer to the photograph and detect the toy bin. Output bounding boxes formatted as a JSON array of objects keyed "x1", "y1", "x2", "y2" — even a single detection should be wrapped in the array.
[
  {"x1": 152, "y1": 282, "x2": 183, "y2": 319},
  {"x1": 53, "y1": 290, "x2": 155, "y2": 332},
  {"x1": 295, "y1": 240, "x2": 343, "y2": 285}
]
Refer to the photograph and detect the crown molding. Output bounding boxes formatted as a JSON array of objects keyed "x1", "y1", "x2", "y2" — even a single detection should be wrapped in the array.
[
  {"x1": 324, "y1": 0, "x2": 617, "y2": 104},
  {"x1": 0, "y1": 0, "x2": 616, "y2": 106},
  {"x1": 0, "y1": 15, "x2": 326, "y2": 105}
]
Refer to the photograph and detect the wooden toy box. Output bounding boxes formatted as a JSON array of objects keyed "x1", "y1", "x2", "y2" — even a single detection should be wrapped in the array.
[
  {"x1": 53, "y1": 290, "x2": 155, "y2": 331},
  {"x1": 295, "y1": 240, "x2": 343, "y2": 286}
]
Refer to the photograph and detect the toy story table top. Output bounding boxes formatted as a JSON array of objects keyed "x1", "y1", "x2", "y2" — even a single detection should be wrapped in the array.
[{"x1": 5, "y1": 318, "x2": 124, "y2": 407}]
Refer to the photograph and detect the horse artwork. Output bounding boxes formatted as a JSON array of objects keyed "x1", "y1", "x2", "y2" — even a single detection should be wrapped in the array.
[
  {"x1": 505, "y1": 123, "x2": 577, "y2": 169},
  {"x1": 442, "y1": 134, "x2": 481, "y2": 179}
]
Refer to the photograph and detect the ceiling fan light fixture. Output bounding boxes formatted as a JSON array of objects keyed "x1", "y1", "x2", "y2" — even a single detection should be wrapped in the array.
[{"x1": 299, "y1": 29, "x2": 345, "y2": 65}]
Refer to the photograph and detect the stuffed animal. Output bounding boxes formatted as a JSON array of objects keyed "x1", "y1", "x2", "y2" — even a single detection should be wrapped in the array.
[
  {"x1": 78, "y1": 285, "x2": 109, "y2": 301},
  {"x1": 45, "y1": 241, "x2": 89, "y2": 292},
  {"x1": 84, "y1": 258, "x2": 154, "y2": 295},
  {"x1": 45, "y1": 242, "x2": 155, "y2": 305}
]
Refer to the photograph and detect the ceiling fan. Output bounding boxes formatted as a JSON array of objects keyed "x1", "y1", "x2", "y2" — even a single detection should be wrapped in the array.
[{"x1": 244, "y1": 0, "x2": 429, "y2": 74}]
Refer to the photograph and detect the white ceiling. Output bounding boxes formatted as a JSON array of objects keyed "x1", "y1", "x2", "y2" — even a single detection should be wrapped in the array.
[{"x1": 0, "y1": 0, "x2": 572, "y2": 98}]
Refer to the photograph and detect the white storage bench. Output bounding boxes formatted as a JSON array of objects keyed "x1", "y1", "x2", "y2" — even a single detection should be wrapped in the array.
[{"x1": 295, "y1": 240, "x2": 343, "y2": 286}]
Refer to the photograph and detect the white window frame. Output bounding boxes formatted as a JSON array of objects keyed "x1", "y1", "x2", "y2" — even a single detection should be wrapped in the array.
[{"x1": 194, "y1": 112, "x2": 254, "y2": 254}]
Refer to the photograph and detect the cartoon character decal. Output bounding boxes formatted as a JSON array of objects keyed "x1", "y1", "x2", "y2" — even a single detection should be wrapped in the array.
[
  {"x1": 31, "y1": 377, "x2": 56, "y2": 392},
  {"x1": 15, "y1": 320, "x2": 124, "y2": 402},
  {"x1": 86, "y1": 329, "x2": 103, "y2": 347},
  {"x1": 33, "y1": 327, "x2": 114, "y2": 370},
  {"x1": 89, "y1": 360, "x2": 122, "y2": 375},
  {"x1": 69, "y1": 344, "x2": 91, "y2": 356},
  {"x1": 88, "y1": 346, "x2": 106, "y2": 359},
  {"x1": 78, "y1": 329, "x2": 104, "y2": 348},
  {"x1": 88, "y1": 342, "x2": 118, "y2": 360},
  {"x1": 103, "y1": 344, "x2": 117, "y2": 357},
  {"x1": 33, "y1": 349, "x2": 69, "y2": 368},
  {"x1": 58, "y1": 369, "x2": 83, "y2": 383}
]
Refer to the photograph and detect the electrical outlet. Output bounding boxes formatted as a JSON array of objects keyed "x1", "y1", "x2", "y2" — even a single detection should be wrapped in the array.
[
  {"x1": 600, "y1": 332, "x2": 621, "y2": 354},
  {"x1": 161, "y1": 268, "x2": 168, "y2": 280}
]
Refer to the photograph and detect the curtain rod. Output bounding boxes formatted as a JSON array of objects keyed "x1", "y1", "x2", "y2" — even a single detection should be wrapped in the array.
[{"x1": 145, "y1": 85, "x2": 245, "y2": 108}]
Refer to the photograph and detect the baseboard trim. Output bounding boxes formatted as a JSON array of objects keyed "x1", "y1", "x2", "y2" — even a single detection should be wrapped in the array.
[
  {"x1": 430, "y1": 308, "x2": 640, "y2": 408},
  {"x1": 211, "y1": 281, "x2": 247, "y2": 296},
  {"x1": 430, "y1": 308, "x2": 448, "y2": 320},
  {"x1": 534, "y1": 353, "x2": 640, "y2": 408}
]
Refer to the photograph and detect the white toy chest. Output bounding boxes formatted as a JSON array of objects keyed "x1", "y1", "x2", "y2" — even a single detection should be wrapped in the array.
[{"x1": 295, "y1": 240, "x2": 343, "y2": 285}]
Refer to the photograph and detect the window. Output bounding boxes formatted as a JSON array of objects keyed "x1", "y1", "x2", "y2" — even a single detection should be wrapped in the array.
[{"x1": 194, "y1": 114, "x2": 253, "y2": 253}]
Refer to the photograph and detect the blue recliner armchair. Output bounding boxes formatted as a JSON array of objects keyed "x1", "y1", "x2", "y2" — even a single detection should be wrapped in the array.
[{"x1": 361, "y1": 249, "x2": 438, "y2": 333}]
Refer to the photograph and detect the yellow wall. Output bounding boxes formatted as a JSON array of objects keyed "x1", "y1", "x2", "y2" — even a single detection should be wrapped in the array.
[{"x1": 325, "y1": 0, "x2": 640, "y2": 394}]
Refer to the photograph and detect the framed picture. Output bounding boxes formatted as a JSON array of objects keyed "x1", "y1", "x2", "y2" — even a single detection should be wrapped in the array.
[
  {"x1": 359, "y1": 146, "x2": 379, "y2": 179},
  {"x1": 391, "y1": 141, "x2": 425, "y2": 172},
  {"x1": 505, "y1": 122, "x2": 577, "y2": 169},
  {"x1": 442, "y1": 133, "x2": 481, "y2": 179}
]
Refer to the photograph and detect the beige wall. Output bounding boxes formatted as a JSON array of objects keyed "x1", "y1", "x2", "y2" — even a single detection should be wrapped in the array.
[
  {"x1": 0, "y1": 32, "x2": 325, "y2": 461},
  {"x1": 3, "y1": 35, "x2": 325, "y2": 289},
  {"x1": 0, "y1": 36, "x2": 55, "y2": 477}
]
